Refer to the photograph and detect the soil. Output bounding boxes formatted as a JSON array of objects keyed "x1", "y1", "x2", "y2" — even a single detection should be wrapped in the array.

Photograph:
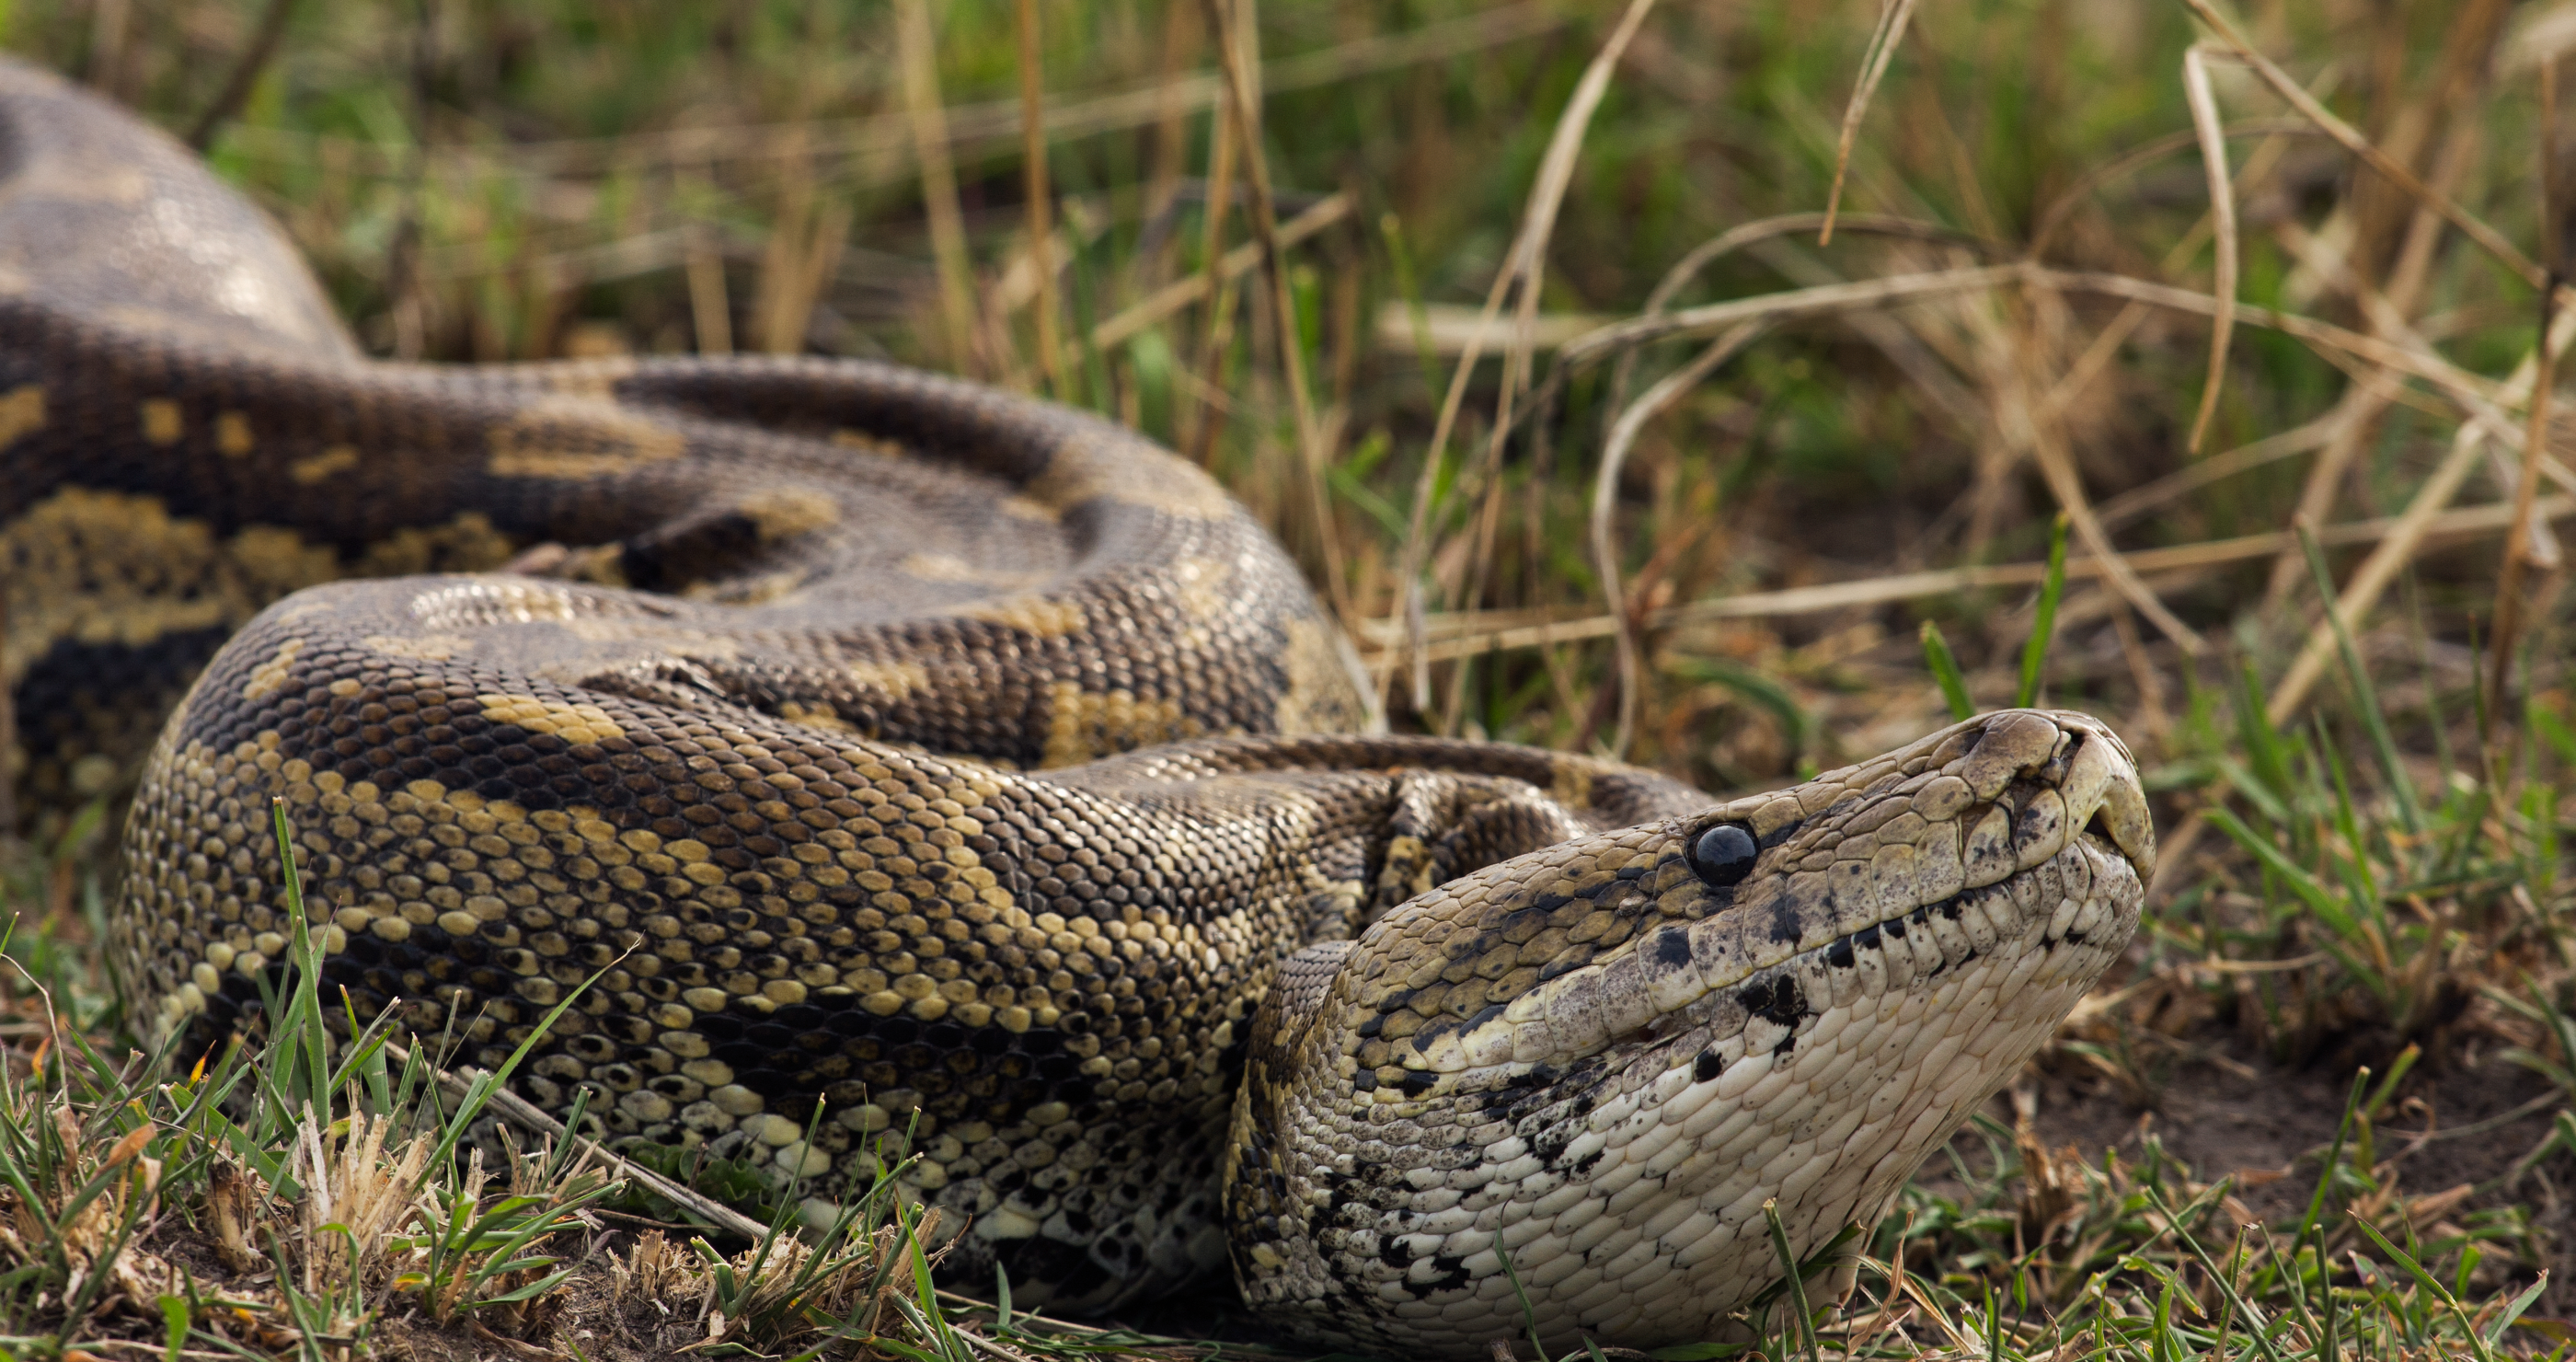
[{"x1": 1995, "y1": 1025, "x2": 2576, "y2": 1315}]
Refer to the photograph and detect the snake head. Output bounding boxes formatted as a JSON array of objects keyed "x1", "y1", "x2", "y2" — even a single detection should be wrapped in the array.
[{"x1": 1228, "y1": 710, "x2": 2153, "y2": 1355}]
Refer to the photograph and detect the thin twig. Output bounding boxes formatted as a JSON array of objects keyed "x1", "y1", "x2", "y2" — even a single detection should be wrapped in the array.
[
  {"x1": 2094, "y1": 415, "x2": 2341, "y2": 530},
  {"x1": 2037, "y1": 86, "x2": 2321, "y2": 432},
  {"x1": 2028, "y1": 118, "x2": 2321, "y2": 260},
  {"x1": 1593, "y1": 323, "x2": 1767, "y2": 758},
  {"x1": 1201, "y1": 0, "x2": 1350, "y2": 619},
  {"x1": 387, "y1": 1045, "x2": 768, "y2": 1242},
  {"x1": 2002, "y1": 338, "x2": 2207, "y2": 653},
  {"x1": 1446, "y1": 0, "x2": 1661, "y2": 731},
  {"x1": 2180, "y1": 43, "x2": 2238, "y2": 454},
  {"x1": 684, "y1": 223, "x2": 732, "y2": 356},
  {"x1": 2181, "y1": 0, "x2": 2545, "y2": 288},
  {"x1": 221, "y1": 2, "x2": 1572, "y2": 179},
  {"x1": 1183, "y1": 62, "x2": 1241, "y2": 467},
  {"x1": 185, "y1": 0, "x2": 299, "y2": 151},
  {"x1": 1389, "y1": 0, "x2": 1660, "y2": 721},
  {"x1": 0, "y1": 592, "x2": 13, "y2": 835},
  {"x1": 1600, "y1": 212, "x2": 2009, "y2": 427},
  {"x1": 386, "y1": 0, "x2": 439, "y2": 362},
  {"x1": 1560, "y1": 263, "x2": 2027, "y2": 368},
  {"x1": 2490, "y1": 54, "x2": 2567, "y2": 730},
  {"x1": 1747, "y1": 237, "x2": 1988, "y2": 441},
  {"x1": 1560, "y1": 262, "x2": 2520, "y2": 413},
  {"x1": 1361, "y1": 493, "x2": 2576, "y2": 664},
  {"x1": 2270, "y1": 303, "x2": 2576, "y2": 724},
  {"x1": 1819, "y1": 0, "x2": 1921, "y2": 245},
  {"x1": 896, "y1": 0, "x2": 977, "y2": 375},
  {"x1": 2262, "y1": 114, "x2": 2486, "y2": 607},
  {"x1": 1017, "y1": 0, "x2": 1064, "y2": 398},
  {"x1": 1087, "y1": 190, "x2": 1351, "y2": 356},
  {"x1": 1138, "y1": 0, "x2": 1202, "y2": 296}
]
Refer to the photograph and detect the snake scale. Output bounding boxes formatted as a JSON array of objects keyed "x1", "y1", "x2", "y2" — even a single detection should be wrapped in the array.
[{"x1": 0, "y1": 57, "x2": 2156, "y2": 1356}]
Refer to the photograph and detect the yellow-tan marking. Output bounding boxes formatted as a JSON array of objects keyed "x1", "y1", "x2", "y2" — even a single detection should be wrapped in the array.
[
  {"x1": 962, "y1": 595, "x2": 1086, "y2": 638},
  {"x1": 289, "y1": 444, "x2": 358, "y2": 483},
  {"x1": 240, "y1": 637, "x2": 303, "y2": 700},
  {"x1": 139, "y1": 398, "x2": 181, "y2": 445},
  {"x1": 485, "y1": 398, "x2": 686, "y2": 479},
  {"x1": 475, "y1": 693, "x2": 626, "y2": 745},
  {"x1": 0, "y1": 384, "x2": 43, "y2": 450}
]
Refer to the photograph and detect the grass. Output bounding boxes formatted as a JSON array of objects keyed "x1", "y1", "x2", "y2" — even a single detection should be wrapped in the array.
[{"x1": 10, "y1": 0, "x2": 2576, "y2": 1356}]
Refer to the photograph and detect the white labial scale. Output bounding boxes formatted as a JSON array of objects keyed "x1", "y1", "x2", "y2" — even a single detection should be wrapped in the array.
[
  {"x1": 1498, "y1": 1209, "x2": 1557, "y2": 1253},
  {"x1": 1643, "y1": 1124, "x2": 1708, "y2": 1182},
  {"x1": 1422, "y1": 1200, "x2": 1483, "y2": 1235},
  {"x1": 1646, "y1": 1057, "x2": 1697, "y2": 1106},
  {"x1": 1519, "y1": 1245, "x2": 1585, "y2": 1290},
  {"x1": 1597, "y1": 1235, "x2": 1662, "y2": 1285},
  {"x1": 1961, "y1": 895, "x2": 2006, "y2": 952},
  {"x1": 1963, "y1": 805, "x2": 2014, "y2": 884},
  {"x1": 1684, "y1": 1094, "x2": 1760, "y2": 1160},
  {"x1": 1528, "y1": 1177, "x2": 1590, "y2": 1220},
  {"x1": 1713, "y1": 1048, "x2": 1774, "y2": 1102},
  {"x1": 1673, "y1": 1079, "x2": 1736, "y2": 1141},
  {"x1": 1736, "y1": 1056, "x2": 1802, "y2": 1114},
  {"x1": 1413, "y1": 1185, "x2": 1466, "y2": 1216},
  {"x1": 1808, "y1": 1044, "x2": 1868, "y2": 1112},
  {"x1": 1799, "y1": 955, "x2": 1838, "y2": 1006},
  {"x1": 1802, "y1": 998, "x2": 1854, "y2": 1054},
  {"x1": 1849, "y1": 937, "x2": 1891, "y2": 1000},
  {"x1": 2015, "y1": 790, "x2": 2067, "y2": 870},
  {"x1": 1656, "y1": 1205, "x2": 1721, "y2": 1257},
  {"x1": 1925, "y1": 910, "x2": 1972, "y2": 964},
  {"x1": 2075, "y1": 886, "x2": 2114, "y2": 938},
  {"x1": 2044, "y1": 890, "x2": 2086, "y2": 940},
  {"x1": 2001, "y1": 932, "x2": 2053, "y2": 993},
  {"x1": 1604, "y1": 1163, "x2": 1667, "y2": 1221},
  {"x1": 1661, "y1": 1070, "x2": 1720, "y2": 1132}
]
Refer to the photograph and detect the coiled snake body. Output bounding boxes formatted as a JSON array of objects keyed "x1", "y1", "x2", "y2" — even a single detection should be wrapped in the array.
[{"x1": 0, "y1": 61, "x2": 2154, "y2": 1355}]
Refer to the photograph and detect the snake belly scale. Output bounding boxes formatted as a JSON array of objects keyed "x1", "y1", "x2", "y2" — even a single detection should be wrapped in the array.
[{"x1": 0, "y1": 57, "x2": 2156, "y2": 1356}]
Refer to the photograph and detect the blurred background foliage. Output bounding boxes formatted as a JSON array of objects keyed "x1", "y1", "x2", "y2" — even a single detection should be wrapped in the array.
[{"x1": 28, "y1": 0, "x2": 2547, "y2": 796}]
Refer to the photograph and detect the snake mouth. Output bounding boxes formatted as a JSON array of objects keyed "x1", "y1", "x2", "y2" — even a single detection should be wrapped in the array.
[{"x1": 1396, "y1": 710, "x2": 2153, "y2": 1083}]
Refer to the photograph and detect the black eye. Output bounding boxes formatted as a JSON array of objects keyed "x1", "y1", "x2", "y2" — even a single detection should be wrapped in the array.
[{"x1": 1688, "y1": 824, "x2": 1759, "y2": 888}]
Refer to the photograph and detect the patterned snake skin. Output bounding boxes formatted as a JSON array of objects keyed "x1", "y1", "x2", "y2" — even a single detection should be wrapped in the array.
[{"x1": 0, "y1": 58, "x2": 2156, "y2": 1355}]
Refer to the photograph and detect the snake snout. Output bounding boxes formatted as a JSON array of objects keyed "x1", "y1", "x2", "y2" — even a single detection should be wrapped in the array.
[{"x1": 2005, "y1": 709, "x2": 2156, "y2": 886}]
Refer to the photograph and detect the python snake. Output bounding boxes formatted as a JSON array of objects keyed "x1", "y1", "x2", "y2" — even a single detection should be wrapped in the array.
[{"x1": 0, "y1": 58, "x2": 2155, "y2": 1356}]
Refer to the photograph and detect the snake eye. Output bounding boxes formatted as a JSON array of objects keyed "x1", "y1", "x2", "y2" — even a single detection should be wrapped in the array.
[{"x1": 1687, "y1": 824, "x2": 1759, "y2": 888}]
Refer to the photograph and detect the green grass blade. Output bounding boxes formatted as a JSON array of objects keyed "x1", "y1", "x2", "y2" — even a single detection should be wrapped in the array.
[
  {"x1": 2347, "y1": 1214, "x2": 2495, "y2": 1362},
  {"x1": 1920, "y1": 620, "x2": 1974, "y2": 721},
  {"x1": 2298, "y1": 525, "x2": 2421, "y2": 837},
  {"x1": 1760, "y1": 1199, "x2": 1819, "y2": 1362},
  {"x1": 2015, "y1": 514, "x2": 2069, "y2": 709}
]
